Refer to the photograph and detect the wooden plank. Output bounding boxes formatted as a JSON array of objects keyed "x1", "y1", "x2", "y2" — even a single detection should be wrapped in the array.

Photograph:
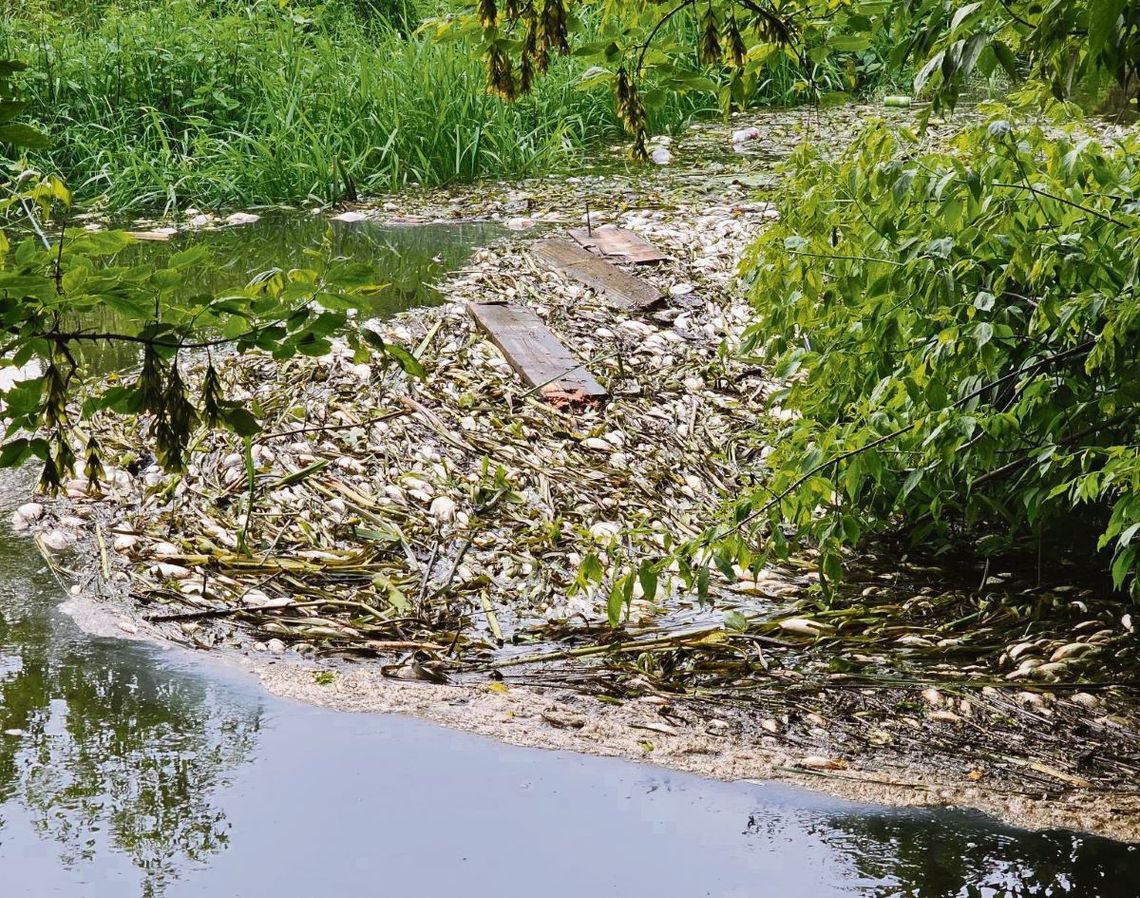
[
  {"x1": 569, "y1": 226, "x2": 669, "y2": 264},
  {"x1": 468, "y1": 302, "x2": 607, "y2": 404},
  {"x1": 533, "y1": 238, "x2": 664, "y2": 312}
]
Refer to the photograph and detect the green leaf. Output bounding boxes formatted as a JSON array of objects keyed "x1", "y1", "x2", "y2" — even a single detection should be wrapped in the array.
[
  {"x1": 384, "y1": 342, "x2": 426, "y2": 378},
  {"x1": 0, "y1": 123, "x2": 50, "y2": 149},
  {"x1": 637, "y1": 561, "x2": 658, "y2": 603},
  {"x1": 607, "y1": 576, "x2": 626, "y2": 627},
  {"x1": 579, "y1": 551, "x2": 604, "y2": 584},
  {"x1": 1111, "y1": 546, "x2": 1135, "y2": 589},
  {"x1": 1088, "y1": 0, "x2": 1126, "y2": 55},
  {"x1": 0, "y1": 437, "x2": 32, "y2": 468},
  {"x1": 949, "y1": 2, "x2": 982, "y2": 34},
  {"x1": 900, "y1": 468, "x2": 924, "y2": 501},
  {"x1": 0, "y1": 100, "x2": 28, "y2": 124},
  {"x1": 223, "y1": 407, "x2": 261, "y2": 437},
  {"x1": 724, "y1": 610, "x2": 749, "y2": 632},
  {"x1": 82, "y1": 386, "x2": 141, "y2": 418},
  {"x1": 828, "y1": 35, "x2": 871, "y2": 52},
  {"x1": 991, "y1": 41, "x2": 1018, "y2": 80}
]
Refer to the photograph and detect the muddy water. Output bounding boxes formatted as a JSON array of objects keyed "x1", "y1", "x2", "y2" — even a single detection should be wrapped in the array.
[{"x1": 1, "y1": 220, "x2": 1138, "y2": 896}]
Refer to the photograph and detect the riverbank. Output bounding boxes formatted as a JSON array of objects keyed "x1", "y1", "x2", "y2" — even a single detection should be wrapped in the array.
[
  {"x1": 24, "y1": 105, "x2": 1140, "y2": 843},
  {"x1": 6, "y1": 537, "x2": 1132, "y2": 898}
]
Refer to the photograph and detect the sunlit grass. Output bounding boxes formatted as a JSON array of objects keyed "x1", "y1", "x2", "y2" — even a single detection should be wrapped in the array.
[{"x1": 1, "y1": 0, "x2": 713, "y2": 211}]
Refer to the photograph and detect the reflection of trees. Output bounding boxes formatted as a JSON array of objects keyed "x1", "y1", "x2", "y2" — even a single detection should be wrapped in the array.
[
  {"x1": 808, "y1": 806, "x2": 1138, "y2": 897},
  {"x1": 0, "y1": 522, "x2": 259, "y2": 898},
  {"x1": 68, "y1": 217, "x2": 499, "y2": 388},
  {"x1": 124, "y1": 217, "x2": 500, "y2": 316}
]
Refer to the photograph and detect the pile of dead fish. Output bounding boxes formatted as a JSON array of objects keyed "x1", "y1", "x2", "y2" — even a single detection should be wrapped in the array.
[{"x1": 26, "y1": 191, "x2": 803, "y2": 673}]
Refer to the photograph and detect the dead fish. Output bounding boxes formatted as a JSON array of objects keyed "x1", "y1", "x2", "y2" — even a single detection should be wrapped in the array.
[{"x1": 797, "y1": 756, "x2": 847, "y2": 770}]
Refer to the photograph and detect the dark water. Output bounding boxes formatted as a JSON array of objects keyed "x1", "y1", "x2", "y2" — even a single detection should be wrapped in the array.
[{"x1": 0, "y1": 472, "x2": 1136, "y2": 898}]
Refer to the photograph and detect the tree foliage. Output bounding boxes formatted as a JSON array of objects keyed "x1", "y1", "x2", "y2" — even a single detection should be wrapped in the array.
[
  {"x1": 440, "y1": 0, "x2": 1140, "y2": 155},
  {"x1": 432, "y1": 0, "x2": 899, "y2": 156},
  {"x1": 738, "y1": 112, "x2": 1139, "y2": 595},
  {"x1": 903, "y1": 0, "x2": 1140, "y2": 112}
]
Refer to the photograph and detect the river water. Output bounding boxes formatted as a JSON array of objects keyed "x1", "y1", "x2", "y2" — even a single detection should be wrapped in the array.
[{"x1": 0, "y1": 218, "x2": 1137, "y2": 897}]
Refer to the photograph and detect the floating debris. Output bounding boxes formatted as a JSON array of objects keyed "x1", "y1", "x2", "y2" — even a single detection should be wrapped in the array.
[
  {"x1": 467, "y1": 300, "x2": 607, "y2": 404},
  {"x1": 11, "y1": 502, "x2": 43, "y2": 530},
  {"x1": 533, "y1": 238, "x2": 664, "y2": 311},
  {"x1": 569, "y1": 226, "x2": 669, "y2": 264},
  {"x1": 125, "y1": 227, "x2": 177, "y2": 241}
]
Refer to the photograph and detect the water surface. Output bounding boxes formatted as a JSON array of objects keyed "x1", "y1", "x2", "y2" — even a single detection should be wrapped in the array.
[
  {"x1": 122, "y1": 213, "x2": 505, "y2": 316},
  {"x1": 67, "y1": 213, "x2": 504, "y2": 377}
]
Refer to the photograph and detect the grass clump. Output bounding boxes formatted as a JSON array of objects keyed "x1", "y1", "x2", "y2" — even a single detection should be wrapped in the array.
[{"x1": 1, "y1": 0, "x2": 710, "y2": 211}]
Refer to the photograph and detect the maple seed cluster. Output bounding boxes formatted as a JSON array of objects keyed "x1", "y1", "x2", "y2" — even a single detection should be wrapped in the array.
[{"x1": 481, "y1": 0, "x2": 568, "y2": 100}]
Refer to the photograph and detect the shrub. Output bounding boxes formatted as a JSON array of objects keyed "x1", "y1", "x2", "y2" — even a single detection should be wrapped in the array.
[{"x1": 736, "y1": 110, "x2": 1140, "y2": 595}]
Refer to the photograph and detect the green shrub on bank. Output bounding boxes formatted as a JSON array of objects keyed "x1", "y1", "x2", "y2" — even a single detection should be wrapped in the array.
[
  {"x1": 736, "y1": 111, "x2": 1139, "y2": 595},
  {"x1": 0, "y1": 0, "x2": 710, "y2": 210}
]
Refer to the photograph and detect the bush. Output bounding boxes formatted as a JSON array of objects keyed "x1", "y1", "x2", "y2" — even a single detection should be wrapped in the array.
[{"x1": 737, "y1": 109, "x2": 1140, "y2": 596}]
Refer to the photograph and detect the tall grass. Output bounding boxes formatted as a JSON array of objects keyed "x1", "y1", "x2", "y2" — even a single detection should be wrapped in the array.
[{"x1": 1, "y1": 0, "x2": 712, "y2": 211}]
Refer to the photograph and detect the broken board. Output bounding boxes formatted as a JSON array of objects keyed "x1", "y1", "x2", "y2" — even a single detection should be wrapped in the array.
[
  {"x1": 533, "y1": 238, "x2": 664, "y2": 312},
  {"x1": 468, "y1": 301, "x2": 607, "y2": 404},
  {"x1": 569, "y1": 226, "x2": 669, "y2": 264}
]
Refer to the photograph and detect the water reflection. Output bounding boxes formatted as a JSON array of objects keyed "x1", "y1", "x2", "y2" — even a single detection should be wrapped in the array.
[
  {"x1": 0, "y1": 480, "x2": 259, "y2": 896},
  {"x1": 65, "y1": 214, "x2": 504, "y2": 381},
  {"x1": 737, "y1": 787, "x2": 1138, "y2": 896},
  {"x1": 122, "y1": 215, "x2": 504, "y2": 316},
  {"x1": 811, "y1": 805, "x2": 1137, "y2": 896}
]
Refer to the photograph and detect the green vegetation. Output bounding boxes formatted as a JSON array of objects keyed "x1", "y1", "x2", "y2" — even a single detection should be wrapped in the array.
[
  {"x1": 0, "y1": 57, "x2": 425, "y2": 494},
  {"x1": 708, "y1": 0, "x2": 1138, "y2": 598},
  {"x1": 0, "y1": 0, "x2": 1136, "y2": 600},
  {"x1": 449, "y1": 0, "x2": 909, "y2": 156},
  {"x1": 740, "y1": 114, "x2": 1139, "y2": 595},
  {"x1": 1, "y1": 0, "x2": 712, "y2": 210}
]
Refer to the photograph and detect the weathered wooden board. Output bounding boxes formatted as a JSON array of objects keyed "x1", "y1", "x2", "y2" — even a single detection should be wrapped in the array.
[
  {"x1": 468, "y1": 301, "x2": 607, "y2": 404},
  {"x1": 533, "y1": 238, "x2": 664, "y2": 312},
  {"x1": 569, "y1": 226, "x2": 669, "y2": 264}
]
